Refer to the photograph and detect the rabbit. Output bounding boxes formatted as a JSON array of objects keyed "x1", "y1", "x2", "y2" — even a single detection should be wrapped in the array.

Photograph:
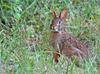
[{"x1": 49, "y1": 8, "x2": 90, "y2": 65}]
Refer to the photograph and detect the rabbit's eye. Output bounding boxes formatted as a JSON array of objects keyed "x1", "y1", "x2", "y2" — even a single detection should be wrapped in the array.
[
  {"x1": 58, "y1": 21, "x2": 61, "y2": 25},
  {"x1": 59, "y1": 21, "x2": 61, "y2": 24}
]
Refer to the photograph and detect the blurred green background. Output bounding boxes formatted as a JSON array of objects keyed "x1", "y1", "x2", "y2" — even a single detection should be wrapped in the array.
[{"x1": 0, "y1": 0, "x2": 100, "y2": 74}]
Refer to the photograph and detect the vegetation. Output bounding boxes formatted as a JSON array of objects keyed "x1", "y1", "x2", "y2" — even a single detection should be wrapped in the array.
[{"x1": 0, "y1": 0, "x2": 100, "y2": 74}]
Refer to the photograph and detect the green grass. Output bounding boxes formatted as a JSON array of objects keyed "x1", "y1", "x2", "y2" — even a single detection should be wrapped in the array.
[{"x1": 0, "y1": 0, "x2": 100, "y2": 74}]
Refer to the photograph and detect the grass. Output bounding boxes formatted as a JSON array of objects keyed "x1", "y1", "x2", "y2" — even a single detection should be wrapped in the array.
[{"x1": 0, "y1": 0, "x2": 100, "y2": 74}]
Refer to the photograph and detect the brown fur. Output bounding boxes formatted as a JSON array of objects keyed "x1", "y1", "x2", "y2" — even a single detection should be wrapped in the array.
[{"x1": 49, "y1": 8, "x2": 90, "y2": 64}]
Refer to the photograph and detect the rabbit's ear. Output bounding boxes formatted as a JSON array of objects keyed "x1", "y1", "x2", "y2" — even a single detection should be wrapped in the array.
[
  {"x1": 59, "y1": 9, "x2": 68, "y2": 20},
  {"x1": 51, "y1": 11, "x2": 57, "y2": 18}
]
